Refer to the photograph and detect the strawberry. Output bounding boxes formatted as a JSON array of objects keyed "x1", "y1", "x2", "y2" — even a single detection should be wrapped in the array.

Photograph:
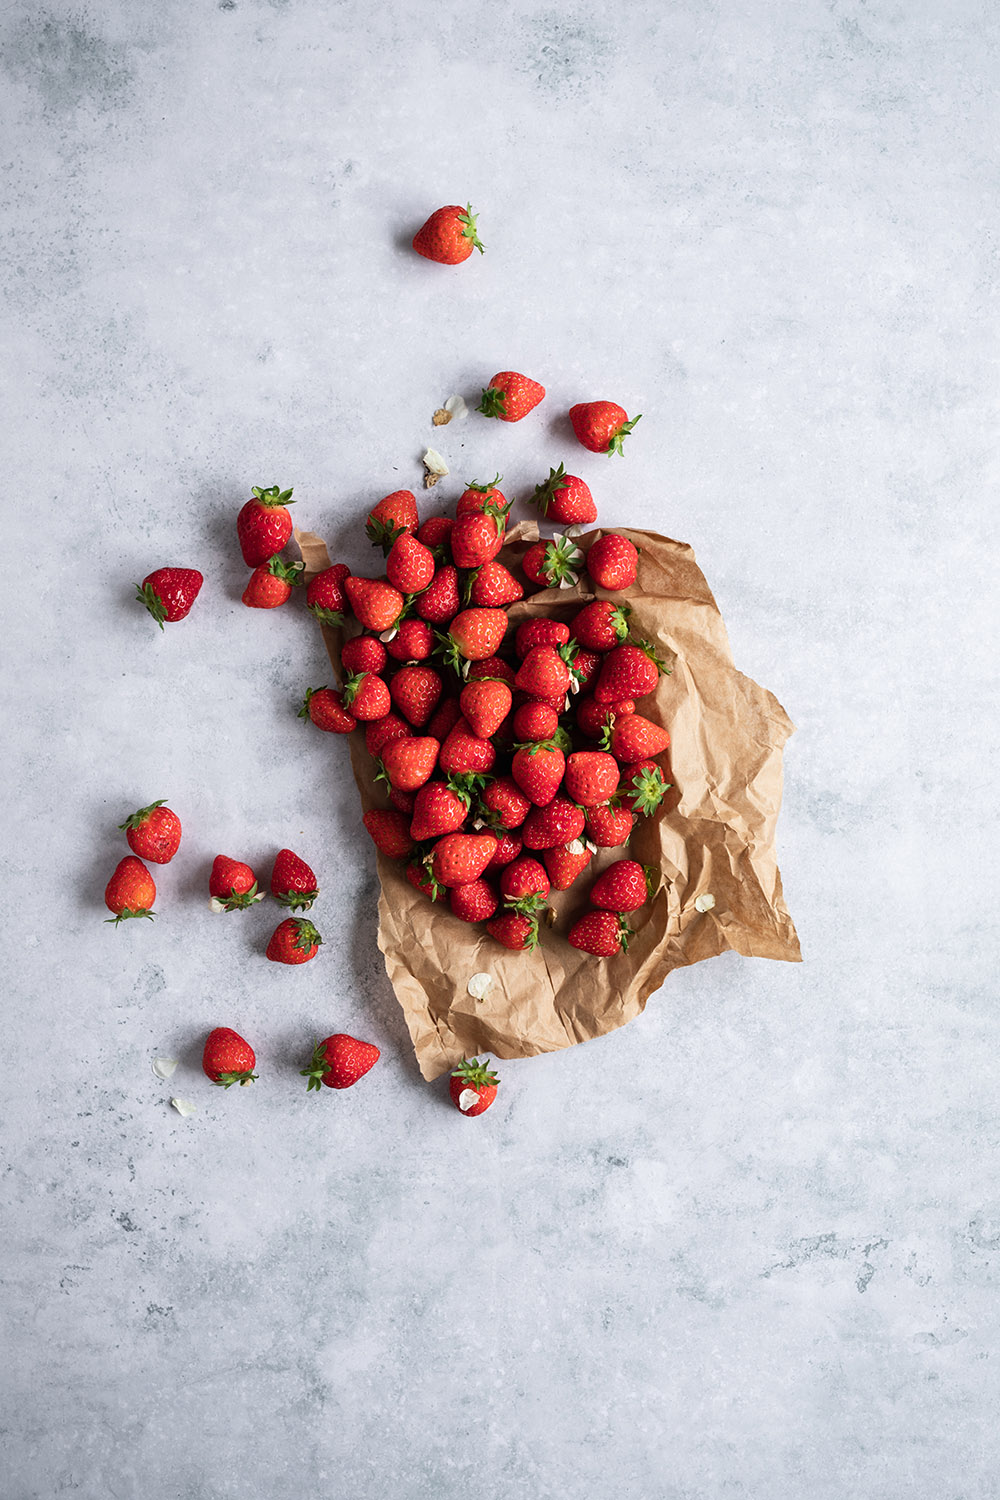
[
  {"x1": 380, "y1": 736, "x2": 440, "y2": 792},
  {"x1": 118, "y1": 800, "x2": 181, "y2": 864},
  {"x1": 617, "y1": 759, "x2": 672, "y2": 816},
  {"x1": 514, "y1": 619, "x2": 570, "y2": 657},
  {"x1": 430, "y1": 832, "x2": 498, "y2": 887},
  {"x1": 585, "y1": 804, "x2": 635, "y2": 848},
  {"x1": 477, "y1": 371, "x2": 545, "y2": 422},
  {"x1": 389, "y1": 786, "x2": 416, "y2": 814},
  {"x1": 569, "y1": 402, "x2": 641, "y2": 457},
  {"x1": 576, "y1": 696, "x2": 633, "y2": 740},
  {"x1": 439, "y1": 717, "x2": 496, "y2": 776},
  {"x1": 572, "y1": 600, "x2": 631, "y2": 652},
  {"x1": 450, "y1": 879, "x2": 499, "y2": 923},
  {"x1": 499, "y1": 856, "x2": 550, "y2": 904},
  {"x1": 302, "y1": 1034, "x2": 380, "y2": 1090},
  {"x1": 407, "y1": 860, "x2": 446, "y2": 902},
  {"x1": 450, "y1": 506, "x2": 507, "y2": 569},
  {"x1": 515, "y1": 645, "x2": 570, "y2": 702},
  {"x1": 426, "y1": 695, "x2": 463, "y2": 742},
  {"x1": 415, "y1": 565, "x2": 460, "y2": 624},
  {"x1": 237, "y1": 484, "x2": 295, "y2": 566},
  {"x1": 456, "y1": 477, "x2": 507, "y2": 516},
  {"x1": 479, "y1": 775, "x2": 530, "y2": 830},
  {"x1": 362, "y1": 809, "x2": 415, "y2": 859},
  {"x1": 594, "y1": 641, "x2": 665, "y2": 703},
  {"x1": 510, "y1": 739, "x2": 567, "y2": 807},
  {"x1": 209, "y1": 855, "x2": 263, "y2": 912},
  {"x1": 417, "y1": 514, "x2": 453, "y2": 550},
  {"x1": 466, "y1": 560, "x2": 524, "y2": 608},
  {"x1": 366, "y1": 489, "x2": 418, "y2": 551},
  {"x1": 591, "y1": 859, "x2": 654, "y2": 913},
  {"x1": 512, "y1": 700, "x2": 559, "y2": 741},
  {"x1": 528, "y1": 464, "x2": 597, "y2": 524},
  {"x1": 270, "y1": 848, "x2": 319, "y2": 910},
  {"x1": 341, "y1": 635, "x2": 388, "y2": 676},
  {"x1": 543, "y1": 841, "x2": 593, "y2": 890},
  {"x1": 365, "y1": 712, "x2": 410, "y2": 757},
  {"x1": 586, "y1": 533, "x2": 639, "y2": 590},
  {"x1": 386, "y1": 618, "x2": 434, "y2": 662},
  {"x1": 409, "y1": 777, "x2": 479, "y2": 840},
  {"x1": 521, "y1": 533, "x2": 584, "y2": 589},
  {"x1": 521, "y1": 798, "x2": 586, "y2": 851},
  {"x1": 344, "y1": 576, "x2": 404, "y2": 632},
  {"x1": 266, "y1": 916, "x2": 322, "y2": 964},
  {"x1": 438, "y1": 608, "x2": 507, "y2": 667},
  {"x1": 387, "y1": 531, "x2": 435, "y2": 593},
  {"x1": 486, "y1": 910, "x2": 537, "y2": 950},
  {"x1": 567, "y1": 909, "x2": 631, "y2": 956},
  {"x1": 449, "y1": 1056, "x2": 499, "y2": 1115},
  {"x1": 136, "y1": 568, "x2": 203, "y2": 629},
  {"x1": 466, "y1": 655, "x2": 516, "y2": 688},
  {"x1": 390, "y1": 664, "x2": 444, "y2": 728},
  {"x1": 459, "y1": 678, "x2": 512, "y2": 739},
  {"x1": 104, "y1": 856, "x2": 156, "y2": 925},
  {"x1": 202, "y1": 1027, "x2": 257, "y2": 1087},
  {"x1": 241, "y1": 555, "x2": 304, "y2": 608},
  {"x1": 485, "y1": 830, "x2": 523, "y2": 868},
  {"x1": 306, "y1": 562, "x2": 351, "y2": 626},
  {"x1": 564, "y1": 751, "x2": 620, "y2": 807},
  {"x1": 568, "y1": 649, "x2": 599, "y2": 694},
  {"x1": 342, "y1": 671, "x2": 391, "y2": 722},
  {"x1": 605, "y1": 713, "x2": 671, "y2": 762},
  {"x1": 412, "y1": 203, "x2": 484, "y2": 264}
]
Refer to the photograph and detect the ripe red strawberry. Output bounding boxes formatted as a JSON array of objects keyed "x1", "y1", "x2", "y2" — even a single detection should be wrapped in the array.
[
  {"x1": 341, "y1": 635, "x2": 388, "y2": 676},
  {"x1": 439, "y1": 717, "x2": 496, "y2": 776},
  {"x1": 426, "y1": 695, "x2": 463, "y2": 742},
  {"x1": 366, "y1": 489, "x2": 418, "y2": 551},
  {"x1": 387, "y1": 531, "x2": 435, "y2": 593},
  {"x1": 412, "y1": 203, "x2": 484, "y2": 264},
  {"x1": 591, "y1": 859, "x2": 653, "y2": 913},
  {"x1": 514, "y1": 619, "x2": 570, "y2": 657},
  {"x1": 136, "y1": 568, "x2": 203, "y2": 629},
  {"x1": 344, "y1": 576, "x2": 404, "y2": 631},
  {"x1": 521, "y1": 798, "x2": 586, "y2": 851},
  {"x1": 306, "y1": 562, "x2": 351, "y2": 626},
  {"x1": 479, "y1": 775, "x2": 530, "y2": 829},
  {"x1": 237, "y1": 484, "x2": 295, "y2": 566},
  {"x1": 380, "y1": 736, "x2": 440, "y2": 792},
  {"x1": 415, "y1": 565, "x2": 460, "y2": 624},
  {"x1": 466, "y1": 560, "x2": 524, "y2": 608},
  {"x1": 118, "y1": 800, "x2": 181, "y2": 864},
  {"x1": 511, "y1": 739, "x2": 566, "y2": 807},
  {"x1": 342, "y1": 671, "x2": 390, "y2": 722},
  {"x1": 515, "y1": 645, "x2": 571, "y2": 701},
  {"x1": 576, "y1": 696, "x2": 633, "y2": 740},
  {"x1": 570, "y1": 648, "x2": 602, "y2": 694},
  {"x1": 362, "y1": 808, "x2": 415, "y2": 859},
  {"x1": 594, "y1": 641, "x2": 665, "y2": 703},
  {"x1": 409, "y1": 777, "x2": 478, "y2": 840},
  {"x1": 485, "y1": 830, "x2": 523, "y2": 868},
  {"x1": 564, "y1": 751, "x2": 620, "y2": 806},
  {"x1": 543, "y1": 841, "x2": 593, "y2": 890},
  {"x1": 456, "y1": 477, "x2": 508, "y2": 516},
  {"x1": 270, "y1": 848, "x2": 319, "y2": 910},
  {"x1": 386, "y1": 618, "x2": 434, "y2": 662},
  {"x1": 104, "y1": 856, "x2": 156, "y2": 924},
  {"x1": 499, "y1": 856, "x2": 550, "y2": 904},
  {"x1": 567, "y1": 909, "x2": 631, "y2": 956},
  {"x1": 512, "y1": 700, "x2": 559, "y2": 741},
  {"x1": 459, "y1": 679, "x2": 512, "y2": 739},
  {"x1": 389, "y1": 786, "x2": 416, "y2": 814},
  {"x1": 390, "y1": 664, "x2": 444, "y2": 727},
  {"x1": 528, "y1": 464, "x2": 597, "y2": 524},
  {"x1": 450, "y1": 879, "x2": 499, "y2": 923},
  {"x1": 266, "y1": 916, "x2": 322, "y2": 964},
  {"x1": 466, "y1": 656, "x2": 516, "y2": 688},
  {"x1": 486, "y1": 910, "x2": 537, "y2": 950},
  {"x1": 406, "y1": 860, "x2": 446, "y2": 902},
  {"x1": 450, "y1": 506, "x2": 506, "y2": 568},
  {"x1": 430, "y1": 832, "x2": 498, "y2": 887},
  {"x1": 572, "y1": 599, "x2": 631, "y2": 651},
  {"x1": 477, "y1": 371, "x2": 545, "y2": 422},
  {"x1": 417, "y1": 514, "x2": 453, "y2": 550},
  {"x1": 242, "y1": 555, "x2": 304, "y2": 608},
  {"x1": 605, "y1": 713, "x2": 671, "y2": 762},
  {"x1": 586, "y1": 533, "x2": 639, "y2": 590},
  {"x1": 585, "y1": 804, "x2": 635, "y2": 848},
  {"x1": 365, "y1": 712, "x2": 410, "y2": 757},
  {"x1": 209, "y1": 855, "x2": 263, "y2": 912},
  {"x1": 439, "y1": 608, "x2": 507, "y2": 666},
  {"x1": 569, "y1": 402, "x2": 641, "y2": 456},
  {"x1": 617, "y1": 759, "x2": 672, "y2": 815},
  {"x1": 302, "y1": 1034, "x2": 380, "y2": 1090},
  {"x1": 449, "y1": 1056, "x2": 499, "y2": 1115},
  {"x1": 521, "y1": 533, "x2": 584, "y2": 589},
  {"x1": 202, "y1": 1027, "x2": 258, "y2": 1087}
]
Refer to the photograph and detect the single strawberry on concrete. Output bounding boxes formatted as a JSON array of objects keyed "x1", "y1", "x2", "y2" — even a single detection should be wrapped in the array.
[
  {"x1": 511, "y1": 738, "x2": 567, "y2": 807},
  {"x1": 459, "y1": 678, "x2": 512, "y2": 739},
  {"x1": 202, "y1": 1027, "x2": 258, "y2": 1087},
  {"x1": 449, "y1": 1056, "x2": 499, "y2": 1115},
  {"x1": 386, "y1": 618, "x2": 434, "y2": 662},
  {"x1": 415, "y1": 565, "x2": 461, "y2": 625},
  {"x1": 242, "y1": 556, "x2": 304, "y2": 609},
  {"x1": 477, "y1": 371, "x2": 545, "y2": 422},
  {"x1": 119, "y1": 800, "x2": 181, "y2": 864},
  {"x1": 344, "y1": 576, "x2": 405, "y2": 632},
  {"x1": 528, "y1": 464, "x2": 597, "y2": 525},
  {"x1": 585, "y1": 803, "x2": 635, "y2": 848},
  {"x1": 572, "y1": 599, "x2": 631, "y2": 652},
  {"x1": 390, "y1": 664, "x2": 444, "y2": 728},
  {"x1": 237, "y1": 484, "x2": 295, "y2": 566},
  {"x1": 387, "y1": 531, "x2": 435, "y2": 593},
  {"x1": 306, "y1": 562, "x2": 351, "y2": 626},
  {"x1": 412, "y1": 203, "x2": 484, "y2": 264},
  {"x1": 450, "y1": 879, "x2": 499, "y2": 923},
  {"x1": 617, "y1": 759, "x2": 672, "y2": 816},
  {"x1": 270, "y1": 848, "x2": 319, "y2": 910},
  {"x1": 590, "y1": 859, "x2": 655, "y2": 913},
  {"x1": 104, "y1": 856, "x2": 156, "y2": 925},
  {"x1": 543, "y1": 841, "x2": 593, "y2": 890},
  {"x1": 363, "y1": 808, "x2": 415, "y2": 859},
  {"x1": 341, "y1": 635, "x2": 388, "y2": 676},
  {"x1": 366, "y1": 490, "x2": 418, "y2": 551},
  {"x1": 429, "y1": 832, "x2": 498, "y2": 887},
  {"x1": 209, "y1": 854, "x2": 263, "y2": 912},
  {"x1": 594, "y1": 641, "x2": 665, "y2": 704},
  {"x1": 567, "y1": 909, "x2": 631, "y2": 956},
  {"x1": 564, "y1": 751, "x2": 620, "y2": 807},
  {"x1": 569, "y1": 402, "x2": 641, "y2": 457},
  {"x1": 342, "y1": 671, "x2": 391, "y2": 722},
  {"x1": 486, "y1": 910, "x2": 538, "y2": 950},
  {"x1": 136, "y1": 568, "x2": 203, "y2": 629},
  {"x1": 380, "y1": 736, "x2": 440, "y2": 792},
  {"x1": 266, "y1": 916, "x2": 322, "y2": 964},
  {"x1": 302, "y1": 1034, "x2": 380, "y2": 1090},
  {"x1": 586, "y1": 533, "x2": 639, "y2": 590}
]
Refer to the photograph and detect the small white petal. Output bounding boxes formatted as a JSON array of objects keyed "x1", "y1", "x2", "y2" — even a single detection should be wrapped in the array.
[
  {"x1": 379, "y1": 628, "x2": 398, "y2": 642},
  {"x1": 471, "y1": 818, "x2": 485, "y2": 830},
  {"x1": 444, "y1": 395, "x2": 468, "y2": 419},
  {"x1": 458, "y1": 1088, "x2": 480, "y2": 1112},
  {"x1": 566, "y1": 839, "x2": 585, "y2": 855},
  {"x1": 584, "y1": 840, "x2": 598, "y2": 854},
  {"x1": 557, "y1": 571, "x2": 580, "y2": 590},
  {"x1": 170, "y1": 1098, "x2": 198, "y2": 1117},
  {"x1": 423, "y1": 447, "x2": 449, "y2": 476},
  {"x1": 564, "y1": 523, "x2": 583, "y2": 538},
  {"x1": 467, "y1": 972, "x2": 493, "y2": 1000},
  {"x1": 694, "y1": 893, "x2": 716, "y2": 913},
  {"x1": 208, "y1": 897, "x2": 226, "y2": 913},
  {"x1": 152, "y1": 1058, "x2": 178, "y2": 1079}
]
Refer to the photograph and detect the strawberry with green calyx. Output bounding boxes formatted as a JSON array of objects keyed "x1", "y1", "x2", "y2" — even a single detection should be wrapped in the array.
[
  {"x1": 449, "y1": 1056, "x2": 500, "y2": 1115},
  {"x1": 459, "y1": 678, "x2": 512, "y2": 739},
  {"x1": 119, "y1": 800, "x2": 181, "y2": 864},
  {"x1": 341, "y1": 635, "x2": 388, "y2": 677},
  {"x1": 270, "y1": 848, "x2": 319, "y2": 910},
  {"x1": 466, "y1": 655, "x2": 516, "y2": 688},
  {"x1": 510, "y1": 734, "x2": 570, "y2": 807},
  {"x1": 479, "y1": 775, "x2": 530, "y2": 830},
  {"x1": 387, "y1": 531, "x2": 436, "y2": 593},
  {"x1": 306, "y1": 562, "x2": 350, "y2": 626},
  {"x1": 242, "y1": 555, "x2": 304, "y2": 609},
  {"x1": 136, "y1": 568, "x2": 203, "y2": 628},
  {"x1": 514, "y1": 645, "x2": 571, "y2": 702},
  {"x1": 439, "y1": 717, "x2": 496, "y2": 776},
  {"x1": 477, "y1": 372, "x2": 545, "y2": 423},
  {"x1": 412, "y1": 203, "x2": 484, "y2": 264},
  {"x1": 498, "y1": 856, "x2": 550, "y2": 908},
  {"x1": 386, "y1": 618, "x2": 434, "y2": 662},
  {"x1": 590, "y1": 859, "x2": 658, "y2": 913},
  {"x1": 450, "y1": 879, "x2": 499, "y2": 923},
  {"x1": 567, "y1": 909, "x2": 632, "y2": 956},
  {"x1": 410, "y1": 775, "x2": 483, "y2": 841},
  {"x1": 464, "y1": 560, "x2": 524, "y2": 608},
  {"x1": 341, "y1": 671, "x2": 391, "y2": 722},
  {"x1": 436, "y1": 608, "x2": 508, "y2": 672},
  {"x1": 616, "y1": 760, "x2": 672, "y2": 816},
  {"x1": 237, "y1": 485, "x2": 295, "y2": 567},
  {"x1": 302, "y1": 1034, "x2": 380, "y2": 1091},
  {"x1": 603, "y1": 713, "x2": 671, "y2": 763},
  {"x1": 407, "y1": 859, "x2": 447, "y2": 902},
  {"x1": 104, "y1": 856, "x2": 156, "y2": 925},
  {"x1": 570, "y1": 648, "x2": 602, "y2": 694},
  {"x1": 569, "y1": 402, "x2": 642, "y2": 457},
  {"x1": 379, "y1": 736, "x2": 440, "y2": 793},
  {"x1": 390, "y1": 664, "x2": 444, "y2": 728},
  {"x1": 416, "y1": 564, "x2": 461, "y2": 625},
  {"x1": 585, "y1": 803, "x2": 635, "y2": 848},
  {"x1": 528, "y1": 464, "x2": 597, "y2": 525},
  {"x1": 522, "y1": 533, "x2": 585, "y2": 590},
  {"x1": 202, "y1": 1028, "x2": 258, "y2": 1087},
  {"x1": 576, "y1": 696, "x2": 633, "y2": 741},
  {"x1": 209, "y1": 855, "x2": 263, "y2": 912},
  {"x1": 344, "y1": 576, "x2": 406, "y2": 632},
  {"x1": 520, "y1": 798, "x2": 586, "y2": 851},
  {"x1": 594, "y1": 641, "x2": 667, "y2": 704},
  {"x1": 365, "y1": 490, "x2": 418, "y2": 552},
  {"x1": 572, "y1": 600, "x2": 631, "y2": 652},
  {"x1": 266, "y1": 916, "x2": 322, "y2": 964},
  {"x1": 543, "y1": 841, "x2": 593, "y2": 890},
  {"x1": 564, "y1": 751, "x2": 620, "y2": 807},
  {"x1": 586, "y1": 533, "x2": 639, "y2": 591},
  {"x1": 487, "y1": 910, "x2": 538, "y2": 951},
  {"x1": 429, "y1": 832, "x2": 498, "y2": 887},
  {"x1": 450, "y1": 501, "x2": 509, "y2": 569},
  {"x1": 456, "y1": 477, "x2": 508, "y2": 516},
  {"x1": 363, "y1": 808, "x2": 415, "y2": 859}
]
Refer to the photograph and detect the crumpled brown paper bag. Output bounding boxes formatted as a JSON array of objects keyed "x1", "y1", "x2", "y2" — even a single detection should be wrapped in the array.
[{"x1": 296, "y1": 521, "x2": 800, "y2": 1081}]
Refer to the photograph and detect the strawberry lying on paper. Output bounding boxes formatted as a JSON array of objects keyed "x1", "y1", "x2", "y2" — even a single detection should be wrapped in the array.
[
  {"x1": 104, "y1": 856, "x2": 156, "y2": 925},
  {"x1": 136, "y1": 568, "x2": 203, "y2": 628},
  {"x1": 412, "y1": 203, "x2": 484, "y2": 264},
  {"x1": 449, "y1": 1057, "x2": 499, "y2": 1116},
  {"x1": 302, "y1": 1034, "x2": 380, "y2": 1090},
  {"x1": 528, "y1": 465, "x2": 597, "y2": 525},
  {"x1": 569, "y1": 402, "x2": 641, "y2": 456},
  {"x1": 119, "y1": 800, "x2": 181, "y2": 864},
  {"x1": 202, "y1": 1028, "x2": 258, "y2": 1087}
]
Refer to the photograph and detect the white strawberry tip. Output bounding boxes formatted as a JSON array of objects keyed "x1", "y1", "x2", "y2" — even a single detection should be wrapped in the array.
[
  {"x1": 458, "y1": 1088, "x2": 480, "y2": 1112},
  {"x1": 694, "y1": 893, "x2": 716, "y2": 912},
  {"x1": 467, "y1": 972, "x2": 493, "y2": 999},
  {"x1": 152, "y1": 1058, "x2": 178, "y2": 1079},
  {"x1": 170, "y1": 1098, "x2": 197, "y2": 1117}
]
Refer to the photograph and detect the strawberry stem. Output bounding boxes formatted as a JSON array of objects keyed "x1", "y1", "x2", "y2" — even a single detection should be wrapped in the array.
[
  {"x1": 118, "y1": 799, "x2": 168, "y2": 831},
  {"x1": 459, "y1": 204, "x2": 485, "y2": 255},
  {"x1": 606, "y1": 415, "x2": 641, "y2": 457}
]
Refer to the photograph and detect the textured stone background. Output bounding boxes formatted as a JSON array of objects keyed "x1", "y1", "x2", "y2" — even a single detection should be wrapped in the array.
[{"x1": 4, "y1": 2, "x2": 998, "y2": 1496}]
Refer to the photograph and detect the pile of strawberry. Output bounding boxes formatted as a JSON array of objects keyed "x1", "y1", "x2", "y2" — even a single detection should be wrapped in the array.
[{"x1": 301, "y1": 482, "x2": 674, "y2": 956}]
